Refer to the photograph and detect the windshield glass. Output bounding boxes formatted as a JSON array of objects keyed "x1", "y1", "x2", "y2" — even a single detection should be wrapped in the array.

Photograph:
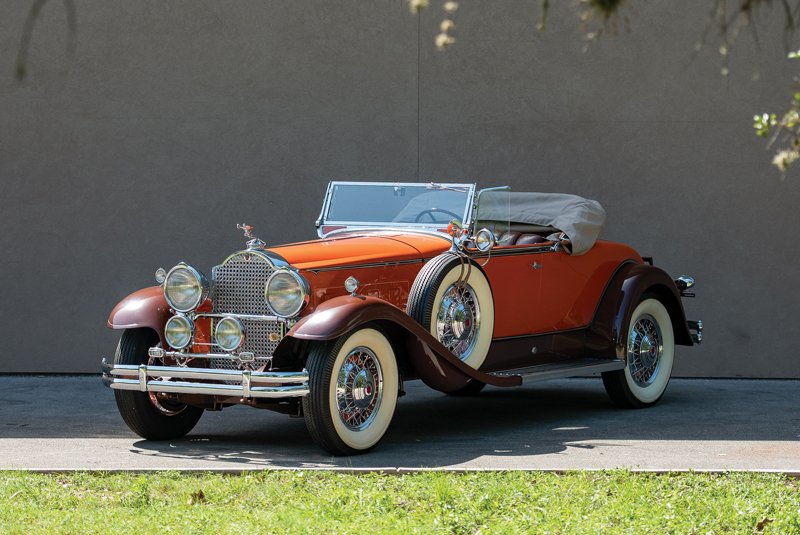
[{"x1": 324, "y1": 183, "x2": 474, "y2": 229}]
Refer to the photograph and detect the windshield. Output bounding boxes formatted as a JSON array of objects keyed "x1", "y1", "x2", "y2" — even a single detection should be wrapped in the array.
[{"x1": 320, "y1": 182, "x2": 475, "y2": 235}]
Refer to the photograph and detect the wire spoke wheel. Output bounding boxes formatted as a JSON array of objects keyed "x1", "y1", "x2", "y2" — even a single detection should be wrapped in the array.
[
  {"x1": 602, "y1": 297, "x2": 675, "y2": 408},
  {"x1": 627, "y1": 314, "x2": 663, "y2": 387},
  {"x1": 435, "y1": 283, "x2": 481, "y2": 361},
  {"x1": 335, "y1": 347, "x2": 384, "y2": 431}
]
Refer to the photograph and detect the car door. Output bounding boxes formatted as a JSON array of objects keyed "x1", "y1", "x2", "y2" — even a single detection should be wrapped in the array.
[
  {"x1": 533, "y1": 241, "x2": 635, "y2": 334},
  {"x1": 479, "y1": 243, "x2": 546, "y2": 338}
]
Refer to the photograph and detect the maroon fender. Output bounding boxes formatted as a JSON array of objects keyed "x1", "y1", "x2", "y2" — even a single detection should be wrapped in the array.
[
  {"x1": 585, "y1": 263, "x2": 693, "y2": 361},
  {"x1": 107, "y1": 287, "x2": 171, "y2": 347},
  {"x1": 280, "y1": 295, "x2": 522, "y2": 392}
]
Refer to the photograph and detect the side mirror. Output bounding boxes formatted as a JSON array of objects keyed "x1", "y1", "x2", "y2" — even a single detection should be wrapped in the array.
[{"x1": 474, "y1": 228, "x2": 496, "y2": 252}]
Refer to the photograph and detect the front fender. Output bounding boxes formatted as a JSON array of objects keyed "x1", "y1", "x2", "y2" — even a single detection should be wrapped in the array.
[
  {"x1": 278, "y1": 295, "x2": 521, "y2": 392},
  {"x1": 107, "y1": 287, "x2": 171, "y2": 347},
  {"x1": 586, "y1": 263, "x2": 693, "y2": 361}
]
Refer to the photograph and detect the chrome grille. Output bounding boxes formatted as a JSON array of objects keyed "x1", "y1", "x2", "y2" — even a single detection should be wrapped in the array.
[{"x1": 210, "y1": 251, "x2": 283, "y2": 369}]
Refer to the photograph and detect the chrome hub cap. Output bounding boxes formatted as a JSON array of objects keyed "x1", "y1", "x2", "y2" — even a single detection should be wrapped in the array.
[
  {"x1": 436, "y1": 283, "x2": 481, "y2": 361},
  {"x1": 628, "y1": 314, "x2": 663, "y2": 387},
  {"x1": 450, "y1": 303, "x2": 474, "y2": 340},
  {"x1": 336, "y1": 347, "x2": 383, "y2": 431}
]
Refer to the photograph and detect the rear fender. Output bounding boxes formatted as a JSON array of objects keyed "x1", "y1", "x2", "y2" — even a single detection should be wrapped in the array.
[
  {"x1": 275, "y1": 295, "x2": 521, "y2": 392},
  {"x1": 586, "y1": 263, "x2": 693, "y2": 361},
  {"x1": 107, "y1": 287, "x2": 171, "y2": 347}
]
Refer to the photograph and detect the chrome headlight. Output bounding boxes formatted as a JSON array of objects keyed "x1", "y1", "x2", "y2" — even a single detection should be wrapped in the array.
[
  {"x1": 215, "y1": 316, "x2": 246, "y2": 352},
  {"x1": 265, "y1": 269, "x2": 309, "y2": 318},
  {"x1": 164, "y1": 314, "x2": 195, "y2": 349},
  {"x1": 163, "y1": 263, "x2": 209, "y2": 312}
]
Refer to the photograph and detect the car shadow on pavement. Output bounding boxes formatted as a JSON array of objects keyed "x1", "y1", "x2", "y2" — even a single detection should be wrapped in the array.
[
  {"x1": 123, "y1": 378, "x2": 800, "y2": 469},
  {"x1": 3, "y1": 376, "x2": 798, "y2": 469}
]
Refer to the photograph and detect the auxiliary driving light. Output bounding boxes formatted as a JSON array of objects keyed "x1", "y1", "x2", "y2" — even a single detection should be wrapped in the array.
[
  {"x1": 164, "y1": 314, "x2": 195, "y2": 350},
  {"x1": 215, "y1": 316, "x2": 246, "y2": 352}
]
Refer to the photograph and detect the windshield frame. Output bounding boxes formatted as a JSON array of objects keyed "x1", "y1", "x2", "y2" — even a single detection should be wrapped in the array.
[{"x1": 316, "y1": 181, "x2": 477, "y2": 238}]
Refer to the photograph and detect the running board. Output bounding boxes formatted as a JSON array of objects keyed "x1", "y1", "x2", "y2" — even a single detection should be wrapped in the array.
[{"x1": 489, "y1": 358, "x2": 625, "y2": 384}]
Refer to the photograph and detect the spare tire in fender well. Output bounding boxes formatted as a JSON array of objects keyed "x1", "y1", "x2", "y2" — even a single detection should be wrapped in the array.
[{"x1": 273, "y1": 295, "x2": 520, "y2": 391}]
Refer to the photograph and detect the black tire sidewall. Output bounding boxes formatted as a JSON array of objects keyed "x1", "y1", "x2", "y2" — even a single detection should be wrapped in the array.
[{"x1": 113, "y1": 328, "x2": 203, "y2": 440}]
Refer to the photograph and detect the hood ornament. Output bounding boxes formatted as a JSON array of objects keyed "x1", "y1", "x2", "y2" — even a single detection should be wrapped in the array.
[{"x1": 237, "y1": 223, "x2": 266, "y2": 250}]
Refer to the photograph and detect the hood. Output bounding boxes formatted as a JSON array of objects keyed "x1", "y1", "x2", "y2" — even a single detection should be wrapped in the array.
[{"x1": 267, "y1": 232, "x2": 451, "y2": 271}]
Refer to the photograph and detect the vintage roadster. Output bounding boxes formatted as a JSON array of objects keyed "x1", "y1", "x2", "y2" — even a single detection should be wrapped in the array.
[{"x1": 102, "y1": 182, "x2": 702, "y2": 455}]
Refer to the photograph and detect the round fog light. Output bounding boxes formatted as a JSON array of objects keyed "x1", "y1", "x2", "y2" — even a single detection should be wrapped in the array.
[
  {"x1": 165, "y1": 315, "x2": 195, "y2": 349},
  {"x1": 215, "y1": 317, "x2": 246, "y2": 352}
]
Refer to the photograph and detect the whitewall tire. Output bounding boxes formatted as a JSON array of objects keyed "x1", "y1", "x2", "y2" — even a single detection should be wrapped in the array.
[
  {"x1": 602, "y1": 297, "x2": 675, "y2": 408},
  {"x1": 407, "y1": 254, "x2": 495, "y2": 371},
  {"x1": 303, "y1": 325, "x2": 399, "y2": 456}
]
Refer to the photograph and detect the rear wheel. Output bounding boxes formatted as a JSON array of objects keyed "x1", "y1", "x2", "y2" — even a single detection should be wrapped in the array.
[
  {"x1": 113, "y1": 328, "x2": 204, "y2": 440},
  {"x1": 602, "y1": 296, "x2": 675, "y2": 409},
  {"x1": 302, "y1": 325, "x2": 399, "y2": 456}
]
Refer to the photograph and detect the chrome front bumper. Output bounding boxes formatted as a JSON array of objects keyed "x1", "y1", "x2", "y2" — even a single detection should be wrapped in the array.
[{"x1": 100, "y1": 359, "x2": 309, "y2": 399}]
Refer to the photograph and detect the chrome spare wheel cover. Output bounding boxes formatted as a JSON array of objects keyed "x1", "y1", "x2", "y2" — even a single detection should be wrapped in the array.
[
  {"x1": 628, "y1": 313, "x2": 663, "y2": 387},
  {"x1": 336, "y1": 347, "x2": 384, "y2": 431},
  {"x1": 436, "y1": 283, "x2": 481, "y2": 361}
]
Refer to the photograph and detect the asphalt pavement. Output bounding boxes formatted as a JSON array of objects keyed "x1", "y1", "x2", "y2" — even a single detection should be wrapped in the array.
[{"x1": 1, "y1": 375, "x2": 798, "y2": 473}]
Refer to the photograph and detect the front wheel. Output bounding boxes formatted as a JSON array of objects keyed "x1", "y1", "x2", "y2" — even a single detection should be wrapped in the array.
[
  {"x1": 113, "y1": 328, "x2": 204, "y2": 440},
  {"x1": 602, "y1": 297, "x2": 675, "y2": 409},
  {"x1": 302, "y1": 325, "x2": 399, "y2": 456}
]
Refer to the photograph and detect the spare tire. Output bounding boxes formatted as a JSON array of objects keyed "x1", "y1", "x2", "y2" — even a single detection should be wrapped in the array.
[{"x1": 406, "y1": 254, "x2": 494, "y2": 371}]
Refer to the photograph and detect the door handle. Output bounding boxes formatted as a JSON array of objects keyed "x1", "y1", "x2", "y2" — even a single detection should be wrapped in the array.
[{"x1": 533, "y1": 262, "x2": 543, "y2": 269}]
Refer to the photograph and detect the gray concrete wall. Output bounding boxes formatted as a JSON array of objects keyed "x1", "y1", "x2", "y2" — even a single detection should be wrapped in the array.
[{"x1": 1, "y1": 0, "x2": 797, "y2": 376}]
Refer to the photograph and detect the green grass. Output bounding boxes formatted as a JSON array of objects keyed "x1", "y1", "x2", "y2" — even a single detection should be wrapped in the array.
[{"x1": 0, "y1": 470, "x2": 798, "y2": 534}]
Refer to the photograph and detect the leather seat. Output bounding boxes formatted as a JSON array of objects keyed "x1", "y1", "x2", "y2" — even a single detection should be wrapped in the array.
[
  {"x1": 498, "y1": 231, "x2": 521, "y2": 246},
  {"x1": 516, "y1": 233, "x2": 545, "y2": 245}
]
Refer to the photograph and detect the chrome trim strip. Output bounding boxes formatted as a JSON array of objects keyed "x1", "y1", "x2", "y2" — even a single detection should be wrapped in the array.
[
  {"x1": 491, "y1": 359, "x2": 625, "y2": 384},
  {"x1": 322, "y1": 228, "x2": 455, "y2": 241},
  {"x1": 194, "y1": 312, "x2": 286, "y2": 322},
  {"x1": 466, "y1": 244, "x2": 554, "y2": 258},
  {"x1": 304, "y1": 258, "x2": 428, "y2": 275},
  {"x1": 161, "y1": 351, "x2": 254, "y2": 362},
  {"x1": 218, "y1": 249, "x2": 293, "y2": 271}
]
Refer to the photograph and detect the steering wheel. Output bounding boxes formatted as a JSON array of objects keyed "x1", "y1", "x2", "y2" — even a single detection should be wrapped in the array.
[{"x1": 414, "y1": 208, "x2": 461, "y2": 223}]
